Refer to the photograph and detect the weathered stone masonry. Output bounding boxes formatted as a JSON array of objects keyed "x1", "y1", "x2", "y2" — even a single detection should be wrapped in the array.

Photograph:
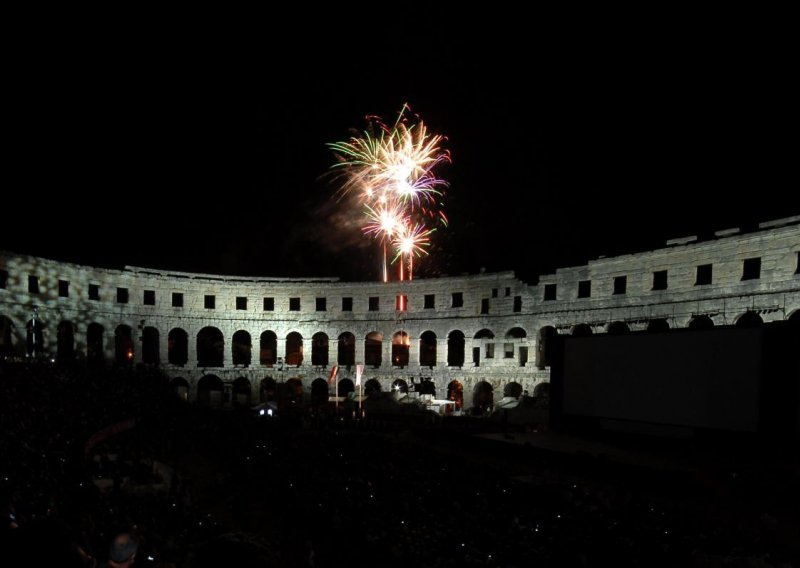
[{"x1": 1, "y1": 216, "x2": 798, "y2": 409}]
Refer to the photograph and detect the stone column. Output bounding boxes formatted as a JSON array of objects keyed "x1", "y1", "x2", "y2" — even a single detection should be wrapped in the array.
[{"x1": 354, "y1": 337, "x2": 365, "y2": 366}]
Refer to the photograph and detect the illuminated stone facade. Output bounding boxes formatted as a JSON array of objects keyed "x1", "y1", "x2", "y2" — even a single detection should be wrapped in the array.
[{"x1": 1, "y1": 217, "x2": 798, "y2": 409}]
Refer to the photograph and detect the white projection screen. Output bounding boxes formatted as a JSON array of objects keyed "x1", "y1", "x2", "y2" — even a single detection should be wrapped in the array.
[{"x1": 562, "y1": 328, "x2": 762, "y2": 432}]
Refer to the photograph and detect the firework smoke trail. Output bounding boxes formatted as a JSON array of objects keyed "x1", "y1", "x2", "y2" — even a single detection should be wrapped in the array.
[{"x1": 328, "y1": 105, "x2": 450, "y2": 282}]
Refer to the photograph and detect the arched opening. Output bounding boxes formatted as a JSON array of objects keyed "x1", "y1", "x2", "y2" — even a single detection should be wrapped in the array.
[
  {"x1": 448, "y1": 330, "x2": 465, "y2": 367},
  {"x1": 285, "y1": 332, "x2": 303, "y2": 366},
  {"x1": 392, "y1": 331, "x2": 409, "y2": 367},
  {"x1": 647, "y1": 319, "x2": 670, "y2": 333},
  {"x1": 170, "y1": 377, "x2": 189, "y2": 401},
  {"x1": 197, "y1": 374, "x2": 224, "y2": 407},
  {"x1": 506, "y1": 327, "x2": 527, "y2": 339},
  {"x1": 197, "y1": 327, "x2": 224, "y2": 367},
  {"x1": 312, "y1": 332, "x2": 329, "y2": 366},
  {"x1": 473, "y1": 381, "x2": 494, "y2": 415},
  {"x1": 26, "y1": 318, "x2": 45, "y2": 357},
  {"x1": 0, "y1": 316, "x2": 18, "y2": 358},
  {"x1": 114, "y1": 325, "x2": 134, "y2": 365},
  {"x1": 337, "y1": 332, "x2": 355, "y2": 366},
  {"x1": 789, "y1": 310, "x2": 800, "y2": 325},
  {"x1": 365, "y1": 332, "x2": 383, "y2": 368},
  {"x1": 260, "y1": 331, "x2": 278, "y2": 366},
  {"x1": 142, "y1": 326, "x2": 159, "y2": 365},
  {"x1": 232, "y1": 376, "x2": 252, "y2": 406},
  {"x1": 57, "y1": 321, "x2": 75, "y2": 362},
  {"x1": 338, "y1": 378, "x2": 355, "y2": 399},
  {"x1": 311, "y1": 378, "x2": 329, "y2": 406},
  {"x1": 232, "y1": 330, "x2": 252, "y2": 366},
  {"x1": 688, "y1": 315, "x2": 714, "y2": 330},
  {"x1": 572, "y1": 324, "x2": 593, "y2": 337},
  {"x1": 260, "y1": 377, "x2": 277, "y2": 403},
  {"x1": 392, "y1": 379, "x2": 409, "y2": 394},
  {"x1": 504, "y1": 381, "x2": 523, "y2": 399},
  {"x1": 419, "y1": 331, "x2": 437, "y2": 367},
  {"x1": 87, "y1": 323, "x2": 104, "y2": 363},
  {"x1": 536, "y1": 326, "x2": 557, "y2": 369},
  {"x1": 286, "y1": 378, "x2": 304, "y2": 403},
  {"x1": 364, "y1": 378, "x2": 381, "y2": 396},
  {"x1": 473, "y1": 328, "x2": 495, "y2": 367},
  {"x1": 418, "y1": 378, "x2": 436, "y2": 396},
  {"x1": 168, "y1": 328, "x2": 188, "y2": 366},
  {"x1": 533, "y1": 382, "x2": 550, "y2": 399},
  {"x1": 607, "y1": 321, "x2": 630, "y2": 335},
  {"x1": 447, "y1": 380, "x2": 463, "y2": 410},
  {"x1": 736, "y1": 311, "x2": 763, "y2": 327}
]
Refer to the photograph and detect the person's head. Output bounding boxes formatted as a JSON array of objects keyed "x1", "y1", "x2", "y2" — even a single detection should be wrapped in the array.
[{"x1": 109, "y1": 532, "x2": 138, "y2": 566}]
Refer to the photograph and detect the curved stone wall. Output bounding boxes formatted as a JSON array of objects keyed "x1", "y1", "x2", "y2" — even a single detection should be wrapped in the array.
[{"x1": 1, "y1": 217, "x2": 798, "y2": 409}]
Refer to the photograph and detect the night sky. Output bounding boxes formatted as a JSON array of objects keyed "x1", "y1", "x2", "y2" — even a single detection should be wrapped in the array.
[{"x1": 6, "y1": 34, "x2": 797, "y2": 284}]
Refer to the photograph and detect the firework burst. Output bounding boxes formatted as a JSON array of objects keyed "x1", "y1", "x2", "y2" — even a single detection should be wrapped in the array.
[{"x1": 329, "y1": 105, "x2": 450, "y2": 282}]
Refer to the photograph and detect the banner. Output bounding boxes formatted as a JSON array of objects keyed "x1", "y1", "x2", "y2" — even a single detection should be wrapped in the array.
[
  {"x1": 355, "y1": 363, "x2": 364, "y2": 386},
  {"x1": 328, "y1": 364, "x2": 338, "y2": 385}
]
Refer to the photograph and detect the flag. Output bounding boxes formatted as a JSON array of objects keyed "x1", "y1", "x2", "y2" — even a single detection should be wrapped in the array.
[
  {"x1": 328, "y1": 364, "x2": 338, "y2": 385},
  {"x1": 355, "y1": 363, "x2": 364, "y2": 386}
]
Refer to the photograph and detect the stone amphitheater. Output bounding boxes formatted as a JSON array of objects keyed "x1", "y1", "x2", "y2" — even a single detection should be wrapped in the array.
[{"x1": 1, "y1": 216, "x2": 798, "y2": 410}]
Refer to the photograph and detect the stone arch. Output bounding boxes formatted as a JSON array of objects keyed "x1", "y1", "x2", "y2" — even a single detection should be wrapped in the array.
[
  {"x1": 87, "y1": 323, "x2": 105, "y2": 363},
  {"x1": 337, "y1": 332, "x2": 355, "y2": 366},
  {"x1": 260, "y1": 331, "x2": 278, "y2": 366},
  {"x1": 168, "y1": 328, "x2": 188, "y2": 366},
  {"x1": 448, "y1": 330, "x2": 465, "y2": 367},
  {"x1": 26, "y1": 318, "x2": 45, "y2": 357},
  {"x1": 688, "y1": 315, "x2": 714, "y2": 330},
  {"x1": 0, "y1": 316, "x2": 18, "y2": 358},
  {"x1": 447, "y1": 380, "x2": 464, "y2": 410},
  {"x1": 285, "y1": 332, "x2": 303, "y2": 366},
  {"x1": 735, "y1": 311, "x2": 763, "y2": 327},
  {"x1": 57, "y1": 320, "x2": 75, "y2": 362},
  {"x1": 197, "y1": 374, "x2": 224, "y2": 407},
  {"x1": 365, "y1": 332, "x2": 383, "y2": 368},
  {"x1": 0, "y1": 315, "x2": 21, "y2": 358},
  {"x1": 536, "y1": 326, "x2": 557, "y2": 369},
  {"x1": 607, "y1": 321, "x2": 630, "y2": 335},
  {"x1": 286, "y1": 378, "x2": 304, "y2": 403},
  {"x1": 418, "y1": 378, "x2": 436, "y2": 396},
  {"x1": 534, "y1": 382, "x2": 550, "y2": 398},
  {"x1": 473, "y1": 381, "x2": 494, "y2": 414},
  {"x1": 473, "y1": 328, "x2": 494, "y2": 367},
  {"x1": 338, "y1": 378, "x2": 355, "y2": 398},
  {"x1": 571, "y1": 324, "x2": 593, "y2": 337},
  {"x1": 197, "y1": 327, "x2": 224, "y2": 367},
  {"x1": 392, "y1": 379, "x2": 409, "y2": 394},
  {"x1": 170, "y1": 377, "x2": 189, "y2": 401},
  {"x1": 232, "y1": 376, "x2": 252, "y2": 406},
  {"x1": 392, "y1": 331, "x2": 409, "y2": 366},
  {"x1": 364, "y1": 378, "x2": 381, "y2": 396},
  {"x1": 142, "y1": 326, "x2": 159, "y2": 365},
  {"x1": 232, "y1": 330, "x2": 252, "y2": 366},
  {"x1": 504, "y1": 381, "x2": 523, "y2": 398},
  {"x1": 312, "y1": 332, "x2": 329, "y2": 366},
  {"x1": 114, "y1": 325, "x2": 134, "y2": 365},
  {"x1": 311, "y1": 378, "x2": 329, "y2": 406},
  {"x1": 647, "y1": 319, "x2": 670, "y2": 333},
  {"x1": 506, "y1": 327, "x2": 527, "y2": 339},
  {"x1": 260, "y1": 376, "x2": 277, "y2": 403},
  {"x1": 419, "y1": 330, "x2": 437, "y2": 367}
]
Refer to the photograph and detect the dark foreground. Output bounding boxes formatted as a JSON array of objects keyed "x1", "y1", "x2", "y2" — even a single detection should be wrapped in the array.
[{"x1": 2, "y1": 362, "x2": 798, "y2": 567}]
